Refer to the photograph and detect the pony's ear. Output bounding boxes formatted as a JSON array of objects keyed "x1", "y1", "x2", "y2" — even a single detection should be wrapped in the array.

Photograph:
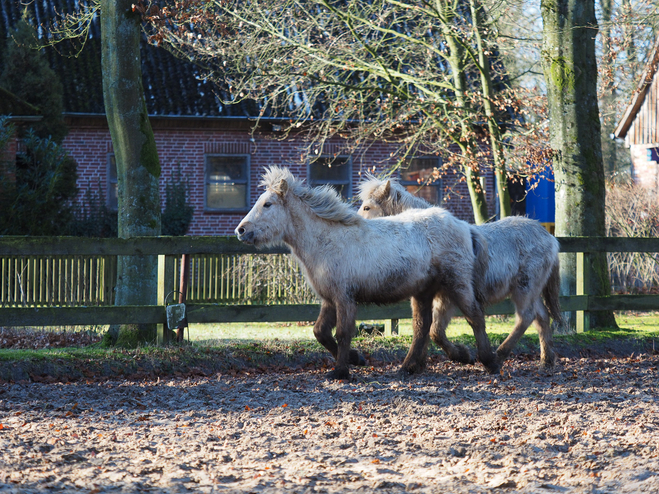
[
  {"x1": 383, "y1": 180, "x2": 391, "y2": 198},
  {"x1": 273, "y1": 178, "x2": 289, "y2": 197}
]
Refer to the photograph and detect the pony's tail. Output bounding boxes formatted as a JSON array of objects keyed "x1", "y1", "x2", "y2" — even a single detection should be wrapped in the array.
[
  {"x1": 543, "y1": 259, "x2": 564, "y2": 326},
  {"x1": 470, "y1": 227, "x2": 489, "y2": 306}
]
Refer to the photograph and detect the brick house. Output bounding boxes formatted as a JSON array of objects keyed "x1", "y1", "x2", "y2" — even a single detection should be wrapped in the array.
[
  {"x1": 1, "y1": 2, "x2": 496, "y2": 236},
  {"x1": 615, "y1": 38, "x2": 659, "y2": 189}
]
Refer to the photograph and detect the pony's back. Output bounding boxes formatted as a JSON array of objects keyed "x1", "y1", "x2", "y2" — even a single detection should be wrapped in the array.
[{"x1": 359, "y1": 174, "x2": 489, "y2": 303}]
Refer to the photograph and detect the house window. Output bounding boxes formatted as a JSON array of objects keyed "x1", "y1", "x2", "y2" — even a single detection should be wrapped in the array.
[
  {"x1": 205, "y1": 155, "x2": 249, "y2": 210},
  {"x1": 400, "y1": 157, "x2": 441, "y2": 205},
  {"x1": 108, "y1": 155, "x2": 118, "y2": 210},
  {"x1": 309, "y1": 156, "x2": 351, "y2": 198}
]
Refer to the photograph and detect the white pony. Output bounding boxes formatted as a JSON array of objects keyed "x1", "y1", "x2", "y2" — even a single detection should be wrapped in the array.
[
  {"x1": 358, "y1": 175, "x2": 562, "y2": 369},
  {"x1": 236, "y1": 166, "x2": 496, "y2": 379}
]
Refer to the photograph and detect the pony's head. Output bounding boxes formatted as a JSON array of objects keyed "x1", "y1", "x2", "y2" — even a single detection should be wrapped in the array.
[
  {"x1": 357, "y1": 174, "x2": 402, "y2": 218},
  {"x1": 358, "y1": 173, "x2": 433, "y2": 218},
  {"x1": 235, "y1": 167, "x2": 295, "y2": 247},
  {"x1": 236, "y1": 166, "x2": 360, "y2": 247}
]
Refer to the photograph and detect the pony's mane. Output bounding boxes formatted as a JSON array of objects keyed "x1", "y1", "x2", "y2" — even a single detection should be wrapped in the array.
[
  {"x1": 359, "y1": 173, "x2": 432, "y2": 210},
  {"x1": 261, "y1": 166, "x2": 361, "y2": 225}
]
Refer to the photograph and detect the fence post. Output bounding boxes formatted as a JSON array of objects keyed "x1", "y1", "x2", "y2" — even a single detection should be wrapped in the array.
[
  {"x1": 157, "y1": 254, "x2": 175, "y2": 345},
  {"x1": 576, "y1": 251, "x2": 590, "y2": 333},
  {"x1": 385, "y1": 319, "x2": 399, "y2": 336}
]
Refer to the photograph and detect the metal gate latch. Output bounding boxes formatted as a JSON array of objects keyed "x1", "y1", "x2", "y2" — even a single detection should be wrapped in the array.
[{"x1": 165, "y1": 291, "x2": 186, "y2": 331}]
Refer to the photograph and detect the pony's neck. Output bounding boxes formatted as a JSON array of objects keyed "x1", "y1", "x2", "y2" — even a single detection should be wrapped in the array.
[{"x1": 281, "y1": 196, "x2": 335, "y2": 266}]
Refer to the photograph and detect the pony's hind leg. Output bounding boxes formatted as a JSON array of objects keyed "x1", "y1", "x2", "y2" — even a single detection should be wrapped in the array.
[
  {"x1": 429, "y1": 298, "x2": 474, "y2": 365},
  {"x1": 400, "y1": 295, "x2": 434, "y2": 375},
  {"x1": 495, "y1": 300, "x2": 535, "y2": 365},
  {"x1": 532, "y1": 300, "x2": 556, "y2": 369},
  {"x1": 454, "y1": 292, "x2": 498, "y2": 374}
]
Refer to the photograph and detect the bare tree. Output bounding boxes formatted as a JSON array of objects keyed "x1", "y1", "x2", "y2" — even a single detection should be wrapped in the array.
[{"x1": 141, "y1": 0, "x2": 551, "y2": 223}]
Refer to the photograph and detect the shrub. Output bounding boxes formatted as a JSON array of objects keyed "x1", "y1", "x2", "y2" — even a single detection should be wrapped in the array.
[
  {"x1": 606, "y1": 181, "x2": 659, "y2": 293},
  {"x1": 69, "y1": 182, "x2": 118, "y2": 237},
  {"x1": 161, "y1": 164, "x2": 194, "y2": 236},
  {"x1": 0, "y1": 130, "x2": 78, "y2": 235}
]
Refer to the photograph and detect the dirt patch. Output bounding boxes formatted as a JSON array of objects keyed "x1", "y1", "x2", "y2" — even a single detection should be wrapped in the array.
[{"x1": 0, "y1": 353, "x2": 658, "y2": 493}]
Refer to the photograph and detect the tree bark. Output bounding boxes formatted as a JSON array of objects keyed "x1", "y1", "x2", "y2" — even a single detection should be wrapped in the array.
[
  {"x1": 101, "y1": 0, "x2": 162, "y2": 346},
  {"x1": 469, "y1": 0, "x2": 512, "y2": 219},
  {"x1": 599, "y1": 0, "x2": 617, "y2": 177},
  {"x1": 541, "y1": 0, "x2": 617, "y2": 330},
  {"x1": 442, "y1": 9, "x2": 490, "y2": 225}
]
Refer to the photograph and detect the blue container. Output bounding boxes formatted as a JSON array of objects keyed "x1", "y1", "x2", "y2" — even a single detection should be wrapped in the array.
[{"x1": 525, "y1": 168, "x2": 555, "y2": 223}]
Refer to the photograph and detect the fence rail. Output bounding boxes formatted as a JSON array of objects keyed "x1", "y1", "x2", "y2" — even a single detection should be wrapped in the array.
[{"x1": 1, "y1": 236, "x2": 658, "y2": 335}]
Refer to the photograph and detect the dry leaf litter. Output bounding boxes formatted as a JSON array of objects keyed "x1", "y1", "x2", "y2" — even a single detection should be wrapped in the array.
[{"x1": 0, "y1": 352, "x2": 658, "y2": 493}]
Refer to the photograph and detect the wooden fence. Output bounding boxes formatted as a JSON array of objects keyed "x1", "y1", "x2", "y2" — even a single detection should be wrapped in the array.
[{"x1": 1, "y1": 236, "x2": 659, "y2": 340}]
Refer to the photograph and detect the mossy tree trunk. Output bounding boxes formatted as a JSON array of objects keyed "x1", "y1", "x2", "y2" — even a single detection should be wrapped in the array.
[
  {"x1": 541, "y1": 0, "x2": 617, "y2": 330},
  {"x1": 442, "y1": 7, "x2": 489, "y2": 225},
  {"x1": 101, "y1": 0, "x2": 162, "y2": 346},
  {"x1": 469, "y1": 0, "x2": 512, "y2": 219}
]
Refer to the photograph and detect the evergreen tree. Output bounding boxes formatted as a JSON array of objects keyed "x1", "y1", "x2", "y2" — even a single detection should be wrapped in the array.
[
  {"x1": 0, "y1": 12, "x2": 67, "y2": 143},
  {"x1": 0, "y1": 131, "x2": 78, "y2": 235},
  {"x1": 162, "y1": 165, "x2": 194, "y2": 236}
]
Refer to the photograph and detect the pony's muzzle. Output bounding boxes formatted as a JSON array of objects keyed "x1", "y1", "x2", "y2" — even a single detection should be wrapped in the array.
[{"x1": 235, "y1": 225, "x2": 255, "y2": 244}]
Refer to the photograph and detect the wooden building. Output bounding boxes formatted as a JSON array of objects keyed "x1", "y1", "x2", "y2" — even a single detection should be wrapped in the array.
[{"x1": 615, "y1": 39, "x2": 659, "y2": 190}]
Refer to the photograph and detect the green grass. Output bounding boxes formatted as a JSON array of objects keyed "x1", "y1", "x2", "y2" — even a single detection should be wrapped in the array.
[
  {"x1": 186, "y1": 315, "x2": 523, "y2": 344},
  {"x1": 1, "y1": 313, "x2": 657, "y2": 383},
  {"x1": 2, "y1": 313, "x2": 658, "y2": 367}
]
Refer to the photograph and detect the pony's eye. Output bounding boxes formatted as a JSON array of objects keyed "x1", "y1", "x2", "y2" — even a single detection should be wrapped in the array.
[
  {"x1": 263, "y1": 202, "x2": 272, "y2": 208},
  {"x1": 363, "y1": 206, "x2": 370, "y2": 211}
]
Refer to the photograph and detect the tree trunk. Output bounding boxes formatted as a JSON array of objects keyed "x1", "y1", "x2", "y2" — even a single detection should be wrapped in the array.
[
  {"x1": 442, "y1": 10, "x2": 490, "y2": 225},
  {"x1": 599, "y1": 0, "x2": 617, "y2": 177},
  {"x1": 101, "y1": 0, "x2": 162, "y2": 347},
  {"x1": 541, "y1": 0, "x2": 617, "y2": 330},
  {"x1": 469, "y1": 0, "x2": 512, "y2": 218}
]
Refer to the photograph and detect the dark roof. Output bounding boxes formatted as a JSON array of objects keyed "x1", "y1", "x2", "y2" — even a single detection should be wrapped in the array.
[
  {"x1": 615, "y1": 37, "x2": 659, "y2": 139},
  {"x1": 0, "y1": 0, "x2": 257, "y2": 118},
  {"x1": 1, "y1": 1, "x2": 512, "y2": 124}
]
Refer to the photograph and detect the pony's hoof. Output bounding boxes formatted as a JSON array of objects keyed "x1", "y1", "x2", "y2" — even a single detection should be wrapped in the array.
[
  {"x1": 398, "y1": 363, "x2": 425, "y2": 376},
  {"x1": 453, "y1": 344, "x2": 475, "y2": 365},
  {"x1": 539, "y1": 355, "x2": 556, "y2": 370},
  {"x1": 350, "y1": 350, "x2": 367, "y2": 366},
  {"x1": 327, "y1": 368, "x2": 351, "y2": 380},
  {"x1": 481, "y1": 355, "x2": 501, "y2": 374}
]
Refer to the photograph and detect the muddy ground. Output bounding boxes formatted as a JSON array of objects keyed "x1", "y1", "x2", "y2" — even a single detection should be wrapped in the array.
[{"x1": 0, "y1": 352, "x2": 658, "y2": 493}]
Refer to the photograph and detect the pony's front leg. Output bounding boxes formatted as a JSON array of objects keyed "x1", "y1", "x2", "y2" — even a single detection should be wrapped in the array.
[
  {"x1": 400, "y1": 295, "x2": 433, "y2": 375},
  {"x1": 328, "y1": 301, "x2": 358, "y2": 380},
  {"x1": 313, "y1": 300, "x2": 338, "y2": 359}
]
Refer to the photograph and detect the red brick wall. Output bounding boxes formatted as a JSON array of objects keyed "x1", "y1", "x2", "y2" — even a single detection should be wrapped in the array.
[{"x1": 62, "y1": 117, "x2": 496, "y2": 236}]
